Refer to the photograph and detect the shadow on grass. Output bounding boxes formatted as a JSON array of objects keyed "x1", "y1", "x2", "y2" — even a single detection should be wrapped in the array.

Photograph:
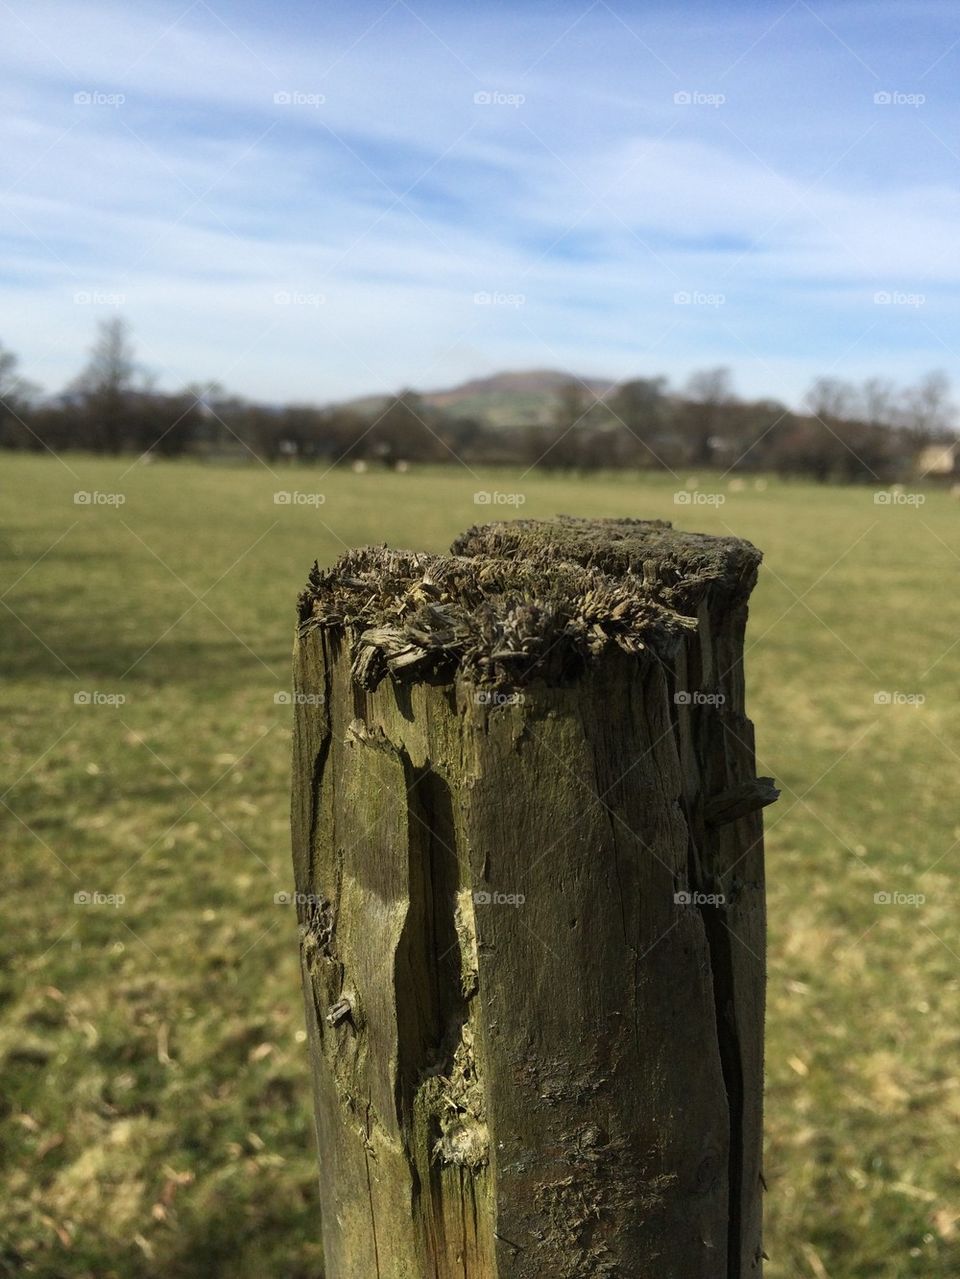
[{"x1": 0, "y1": 624, "x2": 290, "y2": 693}]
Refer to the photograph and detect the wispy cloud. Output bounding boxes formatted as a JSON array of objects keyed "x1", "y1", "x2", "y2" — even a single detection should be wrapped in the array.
[{"x1": 2, "y1": 0, "x2": 959, "y2": 405}]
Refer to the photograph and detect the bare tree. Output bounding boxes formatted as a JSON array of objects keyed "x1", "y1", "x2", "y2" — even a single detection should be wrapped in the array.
[
  {"x1": 610, "y1": 376, "x2": 670, "y2": 466},
  {"x1": 72, "y1": 317, "x2": 141, "y2": 453},
  {"x1": 0, "y1": 340, "x2": 39, "y2": 405},
  {"x1": 373, "y1": 389, "x2": 442, "y2": 464},
  {"x1": 542, "y1": 380, "x2": 597, "y2": 469},
  {"x1": 900, "y1": 371, "x2": 954, "y2": 445},
  {"x1": 803, "y1": 377, "x2": 856, "y2": 423},
  {"x1": 0, "y1": 342, "x2": 19, "y2": 399},
  {"x1": 0, "y1": 341, "x2": 40, "y2": 446},
  {"x1": 859, "y1": 377, "x2": 898, "y2": 429},
  {"x1": 552, "y1": 380, "x2": 591, "y2": 430},
  {"x1": 682, "y1": 366, "x2": 734, "y2": 466}
]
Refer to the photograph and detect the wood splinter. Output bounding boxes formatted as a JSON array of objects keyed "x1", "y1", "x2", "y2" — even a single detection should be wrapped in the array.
[
  {"x1": 325, "y1": 998, "x2": 352, "y2": 1027},
  {"x1": 706, "y1": 777, "x2": 781, "y2": 827}
]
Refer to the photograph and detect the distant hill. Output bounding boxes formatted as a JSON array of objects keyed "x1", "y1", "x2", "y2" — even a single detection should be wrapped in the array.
[{"x1": 342, "y1": 369, "x2": 616, "y2": 428}]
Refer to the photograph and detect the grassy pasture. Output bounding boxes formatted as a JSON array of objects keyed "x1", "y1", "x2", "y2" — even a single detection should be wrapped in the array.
[{"x1": 1, "y1": 453, "x2": 958, "y2": 1278}]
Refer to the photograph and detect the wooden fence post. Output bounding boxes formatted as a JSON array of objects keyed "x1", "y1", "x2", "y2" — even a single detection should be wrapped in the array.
[{"x1": 291, "y1": 516, "x2": 775, "y2": 1279}]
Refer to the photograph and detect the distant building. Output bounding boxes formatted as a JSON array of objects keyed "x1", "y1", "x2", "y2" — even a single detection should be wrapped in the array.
[{"x1": 916, "y1": 441, "x2": 958, "y2": 478}]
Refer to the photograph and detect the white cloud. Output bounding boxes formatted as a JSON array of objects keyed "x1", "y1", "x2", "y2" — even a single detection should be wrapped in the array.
[{"x1": 1, "y1": 0, "x2": 959, "y2": 408}]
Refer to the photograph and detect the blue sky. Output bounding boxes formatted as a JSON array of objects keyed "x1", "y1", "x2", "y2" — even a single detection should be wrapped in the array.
[{"x1": 2, "y1": 0, "x2": 960, "y2": 406}]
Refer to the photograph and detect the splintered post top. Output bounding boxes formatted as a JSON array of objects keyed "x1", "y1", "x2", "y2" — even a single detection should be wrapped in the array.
[
  {"x1": 451, "y1": 516, "x2": 761, "y2": 612},
  {"x1": 297, "y1": 516, "x2": 761, "y2": 690}
]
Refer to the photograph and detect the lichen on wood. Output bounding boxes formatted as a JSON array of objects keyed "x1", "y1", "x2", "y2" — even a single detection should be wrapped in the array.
[{"x1": 452, "y1": 515, "x2": 762, "y2": 613}]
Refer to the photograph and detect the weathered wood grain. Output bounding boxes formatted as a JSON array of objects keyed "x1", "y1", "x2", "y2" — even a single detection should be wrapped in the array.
[{"x1": 291, "y1": 516, "x2": 771, "y2": 1278}]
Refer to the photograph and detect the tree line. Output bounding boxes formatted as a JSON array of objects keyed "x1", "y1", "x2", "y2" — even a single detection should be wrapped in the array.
[{"x1": 0, "y1": 319, "x2": 955, "y2": 482}]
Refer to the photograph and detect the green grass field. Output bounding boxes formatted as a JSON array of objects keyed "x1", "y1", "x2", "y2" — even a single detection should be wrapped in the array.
[{"x1": 1, "y1": 454, "x2": 958, "y2": 1278}]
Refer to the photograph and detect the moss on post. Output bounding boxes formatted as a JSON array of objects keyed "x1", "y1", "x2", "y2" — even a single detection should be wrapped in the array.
[{"x1": 291, "y1": 516, "x2": 773, "y2": 1278}]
